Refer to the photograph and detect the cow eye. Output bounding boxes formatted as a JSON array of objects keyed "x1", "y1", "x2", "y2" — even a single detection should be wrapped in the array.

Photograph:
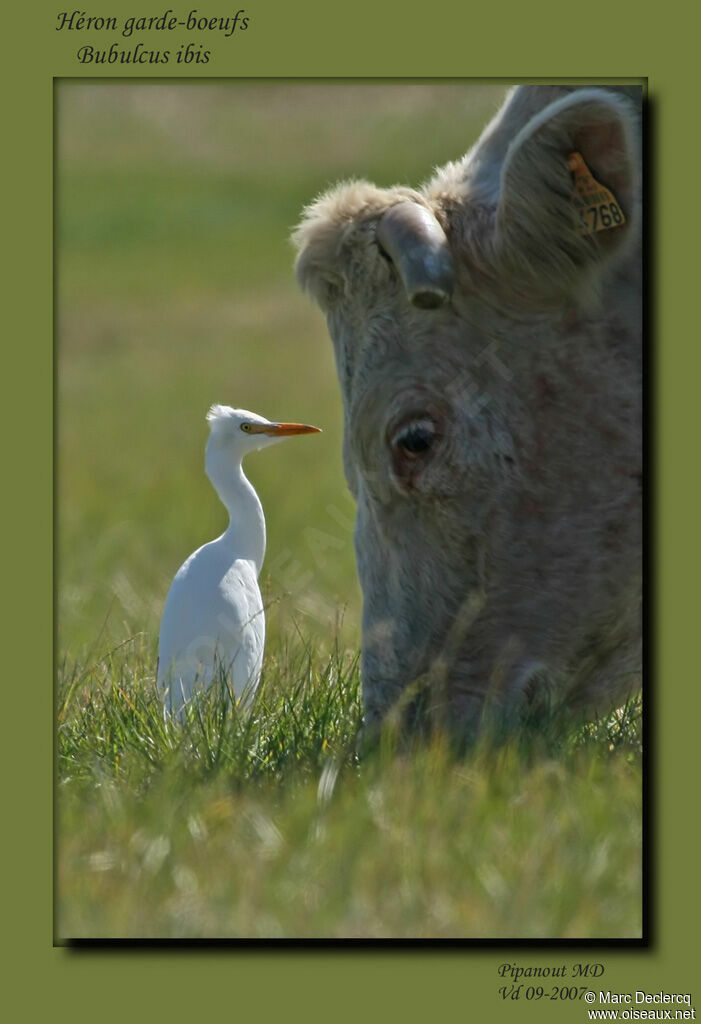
[{"x1": 392, "y1": 418, "x2": 437, "y2": 457}]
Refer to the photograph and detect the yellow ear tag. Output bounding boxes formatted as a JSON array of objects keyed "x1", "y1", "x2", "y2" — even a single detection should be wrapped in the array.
[{"x1": 567, "y1": 151, "x2": 626, "y2": 236}]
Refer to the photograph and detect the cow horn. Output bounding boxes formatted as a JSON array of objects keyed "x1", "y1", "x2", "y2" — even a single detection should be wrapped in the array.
[{"x1": 377, "y1": 202, "x2": 455, "y2": 309}]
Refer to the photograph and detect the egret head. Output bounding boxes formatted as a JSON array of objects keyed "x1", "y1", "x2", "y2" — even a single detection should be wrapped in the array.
[{"x1": 205, "y1": 404, "x2": 321, "y2": 467}]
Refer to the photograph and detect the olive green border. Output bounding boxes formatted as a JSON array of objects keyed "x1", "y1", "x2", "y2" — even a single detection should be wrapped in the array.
[{"x1": 6, "y1": 0, "x2": 695, "y2": 1019}]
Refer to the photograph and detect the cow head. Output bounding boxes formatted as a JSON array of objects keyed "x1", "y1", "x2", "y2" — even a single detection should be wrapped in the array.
[{"x1": 293, "y1": 86, "x2": 642, "y2": 735}]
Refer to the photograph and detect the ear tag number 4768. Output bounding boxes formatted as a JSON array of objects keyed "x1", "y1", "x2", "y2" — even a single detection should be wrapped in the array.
[{"x1": 567, "y1": 151, "x2": 626, "y2": 236}]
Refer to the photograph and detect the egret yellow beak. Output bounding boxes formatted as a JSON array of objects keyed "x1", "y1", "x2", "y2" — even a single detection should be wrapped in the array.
[{"x1": 249, "y1": 422, "x2": 322, "y2": 437}]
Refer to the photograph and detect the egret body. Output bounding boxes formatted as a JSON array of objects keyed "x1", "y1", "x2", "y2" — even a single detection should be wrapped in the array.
[{"x1": 157, "y1": 405, "x2": 321, "y2": 714}]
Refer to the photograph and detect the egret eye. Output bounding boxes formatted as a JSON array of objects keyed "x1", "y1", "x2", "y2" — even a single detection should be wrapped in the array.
[
  {"x1": 392, "y1": 418, "x2": 437, "y2": 457},
  {"x1": 241, "y1": 423, "x2": 251, "y2": 433}
]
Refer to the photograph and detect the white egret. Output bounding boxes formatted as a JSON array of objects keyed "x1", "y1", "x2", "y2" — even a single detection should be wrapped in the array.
[{"x1": 157, "y1": 405, "x2": 321, "y2": 715}]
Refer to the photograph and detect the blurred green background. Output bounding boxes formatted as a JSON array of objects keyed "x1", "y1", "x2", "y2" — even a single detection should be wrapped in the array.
[{"x1": 57, "y1": 81, "x2": 508, "y2": 660}]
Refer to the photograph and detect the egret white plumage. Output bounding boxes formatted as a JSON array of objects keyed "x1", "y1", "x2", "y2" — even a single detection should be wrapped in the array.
[{"x1": 157, "y1": 405, "x2": 321, "y2": 715}]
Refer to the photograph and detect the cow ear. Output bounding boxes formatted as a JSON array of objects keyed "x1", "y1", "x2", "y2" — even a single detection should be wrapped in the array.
[{"x1": 495, "y1": 89, "x2": 639, "y2": 300}]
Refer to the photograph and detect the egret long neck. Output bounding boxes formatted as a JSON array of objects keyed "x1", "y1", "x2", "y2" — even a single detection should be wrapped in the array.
[{"x1": 209, "y1": 461, "x2": 266, "y2": 574}]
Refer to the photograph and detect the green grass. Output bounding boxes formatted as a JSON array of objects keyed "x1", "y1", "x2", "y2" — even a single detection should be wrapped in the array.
[
  {"x1": 57, "y1": 641, "x2": 642, "y2": 939},
  {"x1": 57, "y1": 82, "x2": 643, "y2": 939}
]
